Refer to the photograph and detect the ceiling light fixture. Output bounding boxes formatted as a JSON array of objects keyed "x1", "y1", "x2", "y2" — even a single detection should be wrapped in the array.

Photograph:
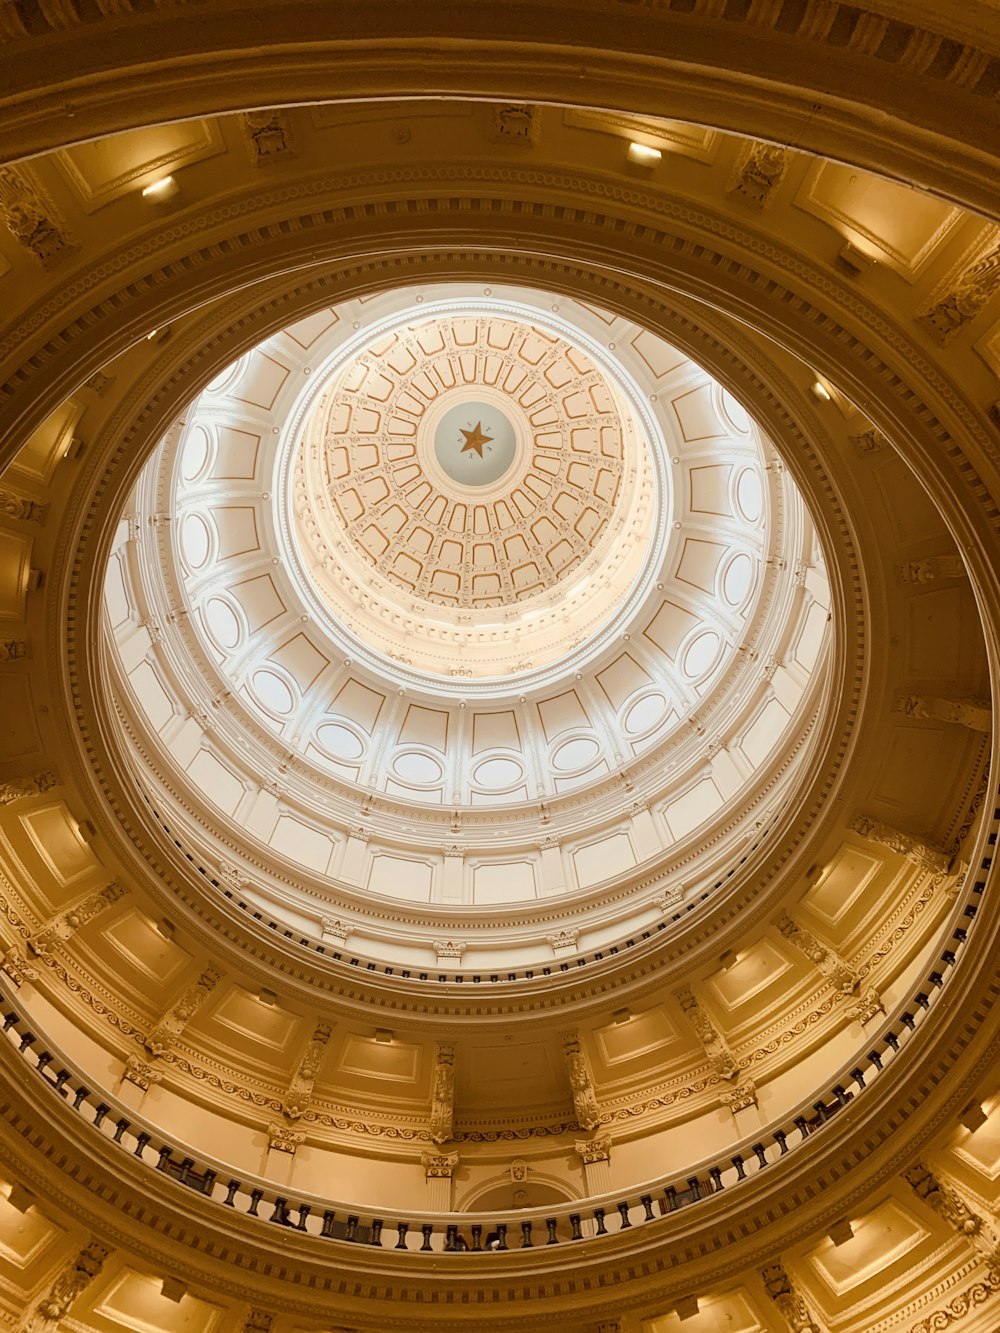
[
  {"x1": 142, "y1": 175, "x2": 178, "y2": 200},
  {"x1": 627, "y1": 142, "x2": 662, "y2": 166},
  {"x1": 676, "y1": 1294, "x2": 700, "y2": 1320},
  {"x1": 811, "y1": 380, "x2": 833, "y2": 402},
  {"x1": 375, "y1": 1028, "x2": 393, "y2": 1044},
  {"x1": 829, "y1": 1218, "x2": 855, "y2": 1246}
]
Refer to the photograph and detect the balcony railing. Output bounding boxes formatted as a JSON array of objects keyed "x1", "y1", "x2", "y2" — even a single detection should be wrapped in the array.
[{"x1": 0, "y1": 793, "x2": 988, "y2": 1256}]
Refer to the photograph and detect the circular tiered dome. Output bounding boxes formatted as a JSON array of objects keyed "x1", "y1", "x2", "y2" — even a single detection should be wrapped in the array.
[{"x1": 105, "y1": 283, "x2": 830, "y2": 963}]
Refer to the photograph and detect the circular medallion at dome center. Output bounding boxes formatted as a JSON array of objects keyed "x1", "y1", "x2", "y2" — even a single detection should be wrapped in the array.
[{"x1": 433, "y1": 398, "x2": 518, "y2": 490}]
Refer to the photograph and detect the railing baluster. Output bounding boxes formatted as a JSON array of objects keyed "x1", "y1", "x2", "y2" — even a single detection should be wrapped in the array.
[
  {"x1": 641, "y1": 1194, "x2": 655, "y2": 1220},
  {"x1": 545, "y1": 1217, "x2": 558, "y2": 1245},
  {"x1": 594, "y1": 1208, "x2": 607, "y2": 1236},
  {"x1": 520, "y1": 1220, "x2": 533, "y2": 1247},
  {"x1": 369, "y1": 1218, "x2": 383, "y2": 1246},
  {"x1": 569, "y1": 1213, "x2": 583, "y2": 1241},
  {"x1": 394, "y1": 1222, "x2": 408, "y2": 1249},
  {"x1": 617, "y1": 1201, "x2": 631, "y2": 1229},
  {"x1": 321, "y1": 1209, "x2": 337, "y2": 1238},
  {"x1": 420, "y1": 1223, "x2": 433, "y2": 1251}
]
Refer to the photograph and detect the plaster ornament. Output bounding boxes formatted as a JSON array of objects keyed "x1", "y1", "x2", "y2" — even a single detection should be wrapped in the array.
[
  {"x1": 727, "y1": 139, "x2": 789, "y2": 209},
  {"x1": 491, "y1": 104, "x2": 539, "y2": 146},
  {"x1": 243, "y1": 1312, "x2": 275, "y2": 1333},
  {"x1": 282, "y1": 1020, "x2": 333, "y2": 1119},
  {"x1": 654, "y1": 886, "x2": 684, "y2": 912},
  {"x1": 896, "y1": 555, "x2": 965, "y2": 583},
  {"x1": 574, "y1": 1134, "x2": 612, "y2": 1165},
  {"x1": 1, "y1": 947, "x2": 37, "y2": 988},
  {"x1": 24, "y1": 1238, "x2": 111, "y2": 1328},
  {"x1": 320, "y1": 917, "x2": 351, "y2": 945},
  {"x1": 676, "y1": 985, "x2": 740, "y2": 1080},
  {"x1": 430, "y1": 1043, "x2": 456, "y2": 1144},
  {"x1": 850, "y1": 815, "x2": 951, "y2": 872},
  {"x1": 433, "y1": 939, "x2": 466, "y2": 961},
  {"x1": 267, "y1": 1122, "x2": 305, "y2": 1155},
  {"x1": 83, "y1": 369, "x2": 113, "y2": 396},
  {"x1": 719, "y1": 1079, "x2": 758, "y2": 1114},
  {"x1": 0, "y1": 638, "x2": 28, "y2": 661},
  {"x1": 563, "y1": 1031, "x2": 602, "y2": 1131},
  {"x1": 894, "y1": 694, "x2": 991, "y2": 732},
  {"x1": 0, "y1": 771, "x2": 56, "y2": 804},
  {"x1": 851, "y1": 426, "x2": 890, "y2": 455},
  {"x1": 847, "y1": 987, "x2": 885, "y2": 1027},
  {"x1": 760, "y1": 1261, "x2": 825, "y2": 1333},
  {"x1": 27, "y1": 880, "x2": 127, "y2": 955},
  {"x1": 776, "y1": 913, "x2": 859, "y2": 994},
  {"x1": 0, "y1": 488, "x2": 47, "y2": 522},
  {"x1": 921, "y1": 236, "x2": 1000, "y2": 341},
  {"x1": 509, "y1": 1158, "x2": 529, "y2": 1182},
  {"x1": 902, "y1": 1162, "x2": 1000, "y2": 1274},
  {"x1": 144, "y1": 964, "x2": 224, "y2": 1056},
  {"x1": 0, "y1": 165, "x2": 75, "y2": 268},
  {"x1": 422, "y1": 1150, "x2": 459, "y2": 1178},
  {"x1": 123, "y1": 1053, "x2": 162, "y2": 1091},
  {"x1": 242, "y1": 108, "x2": 296, "y2": 163},
  {"x1": 546, "y1": 928, "x2": 579, "y2": 953}
]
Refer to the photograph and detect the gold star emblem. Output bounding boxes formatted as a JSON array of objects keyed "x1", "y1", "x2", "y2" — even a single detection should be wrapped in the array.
[{"x1": 459, "y1": 421, "x2": 493, "y2": 458}]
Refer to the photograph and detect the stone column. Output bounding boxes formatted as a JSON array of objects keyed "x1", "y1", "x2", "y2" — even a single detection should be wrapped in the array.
[
  {"x1": 575, "y1": 1133, "x2": 612, "y2": 1195},
  {"x1": 422, "y1": 1150, "x2": 458, "y2": 1211},
  {"x1": 264, "y1": 1122, "x2": 305, "y2": 1186}
]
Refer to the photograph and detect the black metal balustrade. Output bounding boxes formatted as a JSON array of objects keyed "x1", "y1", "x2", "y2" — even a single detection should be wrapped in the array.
[{"x1": 0, "y1": 786, "x2": 992, "y2": 1255}]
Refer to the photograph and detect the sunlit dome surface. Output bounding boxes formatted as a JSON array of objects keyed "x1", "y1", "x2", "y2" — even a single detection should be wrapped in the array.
[{"x1": 104, "y1": 283, "x2": 831, "y2": 959}]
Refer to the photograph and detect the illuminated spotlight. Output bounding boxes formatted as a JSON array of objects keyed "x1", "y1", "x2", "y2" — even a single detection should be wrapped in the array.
[
  {"x1": 627, "y1": 142, "x2": 662, "y2": 167},
  {"x1": 141, "y1": 174, "x2": 178, "y2": 200},
  {"x1": 811, "y1": 380, "x2": 833, "y2": 402}
]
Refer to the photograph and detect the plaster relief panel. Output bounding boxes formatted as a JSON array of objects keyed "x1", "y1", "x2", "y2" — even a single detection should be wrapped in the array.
[
  {"x1": 186, "y1": 750, "x2": 246, "y2": 817},
  {"x1": 573, "y1": 832, "x2": 636, "y2": 889},
  {"x1": 802, "y1": 844, "x2": 884, "y2": 931},
  {"x1": 268, "y1": 815, "x2": 336, "y2": 874},
  {"x1": 902, "y1": 588, "x2": 967, "y2": 682},
  {"x1": 337, "y1": 1035, "x2": 422, "y2": 1085},
  {"x1": 0, "y1": 675, "x2": 42, "y2": 761},
  {"x1": 794, "y1": 160, "x2": 961, "y2": 279},
  {"x1": 594, "y1": 1008, "x2": 679, "y2": 1067},
  {"x1": 368, "y1": 853, "x2": 433, "y2": 903},
  {"x1": 805, "y1": 1198, "x2": 932, "y2": 1298},
  {"x1": 210, "y1": 987, "x2": 298, "y2": 1054},
  {"x1": 86, "y1": 1267, "x2": 225, "y2": 1332},
  {"x1": 663, "y1": 778, "x2": 724, "y2": 841},
  {"x1": 54, "y1": 119, "x2": 224, "y2": 210},
  {"x1": 473, "y1": 859, "x2": 537, "y2": 903},
  {"x1": 102, "y1": 910, "x2": 192, "y2": 989},
  {"x1": 210, "y1": 424, "x2": 260, "y2": 479},
  {"x1": 708, "y1": 941, "x2": 793, "y2": 1012},
  {"x1": 0, "y1": 1176, "x2": 66, "y2": 1273},
  {"x1": 20, "y1": 803, "x2": 98, "y2": 888}
]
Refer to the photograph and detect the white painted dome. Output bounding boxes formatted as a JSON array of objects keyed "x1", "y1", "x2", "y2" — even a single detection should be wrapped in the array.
[{"x1": 104, "y1": 283, "x2": 830, "y2": 962}]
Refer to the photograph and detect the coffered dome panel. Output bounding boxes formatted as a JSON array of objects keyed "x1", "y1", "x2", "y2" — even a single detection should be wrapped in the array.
[{"x1": 102, "y1": 283, "x2": 830, "y2": 954}]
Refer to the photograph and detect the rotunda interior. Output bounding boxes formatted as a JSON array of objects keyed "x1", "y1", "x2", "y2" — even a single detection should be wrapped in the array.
[{"x1": 0, "y1": 5, "x2": 999, "y2": 1333}]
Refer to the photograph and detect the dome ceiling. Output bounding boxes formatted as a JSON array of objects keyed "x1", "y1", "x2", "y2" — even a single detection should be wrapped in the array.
[{"x1": 104, "y1": 283, "x2": 831, "y2": 956}]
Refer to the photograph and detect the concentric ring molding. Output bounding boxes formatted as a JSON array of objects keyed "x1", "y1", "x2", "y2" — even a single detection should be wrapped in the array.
[{"x1": 102, "y1": 282, "x2": 832, "y2": 964}]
